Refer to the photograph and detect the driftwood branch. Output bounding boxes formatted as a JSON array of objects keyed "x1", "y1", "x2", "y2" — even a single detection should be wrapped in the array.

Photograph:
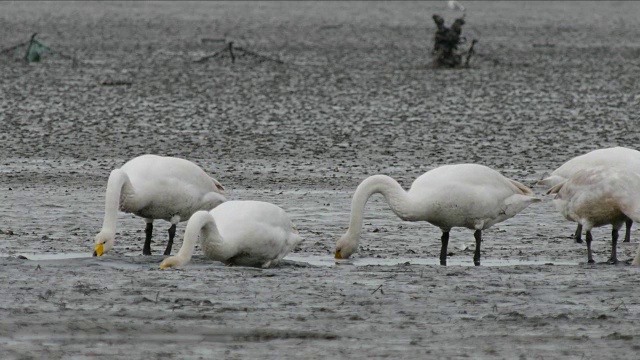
[
  {"x1": 24, "y1": 32, "x2": 39, "y2": 62},
  {"x1": 464, "y1": 39, "x2": 478, "y2": 67},
  {"x1": 194, "y1": 41, "x2": 285, "y2": 65},
  {"x1": 0, "y1": 39, "x2": 30, "y2": 55}
]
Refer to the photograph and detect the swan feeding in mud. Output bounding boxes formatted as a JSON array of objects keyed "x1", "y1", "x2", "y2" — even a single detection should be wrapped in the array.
[
  {"x1": 334, "y1": 164, "x2": 540, "y2": 266},
  {"x1": 547, "y1": 166, "x2": 640, "y2": 264},
  {"x1": 538, "y1": 146, "x2": 640, "y2": 244},
  {"x1": 93, "y1": 154, "x2": 226, "y2": 257},
  {"x1": 159, "y1": 200, "x2": 302, "y2": 269}
]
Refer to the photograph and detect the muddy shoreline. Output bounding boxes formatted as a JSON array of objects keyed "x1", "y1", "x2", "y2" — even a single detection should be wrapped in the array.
[{"x1": 2, "y1": 1, "x2": 640, "y2": 359}]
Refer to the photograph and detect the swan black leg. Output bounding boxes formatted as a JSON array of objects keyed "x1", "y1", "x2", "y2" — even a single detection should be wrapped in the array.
[
  {"x1": 585, "y1": 230, "x2": 595, "y2": 264},
  {"x1": 473, "y1": 230, "x2": 482, "y2": 266},
  {"x1": 143, "y1": 222, "x2": 153, "y2": 255},
  {"x1": 440, "y1": 231, "x2": 450, "y2": 266},
  {"x1": 164, "y1": 224, "x2": 177, "y2": 256},
  {"x1": 609, "y1": 228, "x2": 619, "y2": 265},
  {"x1": 624, "y1": 219, "x2": 632, "y2": 243},
  {"x1": 574, "y1": 224, "x2": 583, "y2": 243}
]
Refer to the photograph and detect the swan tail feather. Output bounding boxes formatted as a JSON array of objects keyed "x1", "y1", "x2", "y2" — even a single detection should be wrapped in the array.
[
  {"x1": 211, "y1": 177, "x2": 225, "y2": 193},
  {"x1": 537, "y1": 175, "x2": 566, "y2": 189},
  {"x1": 508, "y1": 179, "x2": 535, "y2": 196},
  {"x1": 546, "y1": 181, "x2": 567, "y2": 196}
]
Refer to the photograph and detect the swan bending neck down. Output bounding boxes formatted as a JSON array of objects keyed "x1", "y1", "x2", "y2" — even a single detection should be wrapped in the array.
[
  {"x1": 335, "y1": 164, "x2": 540, "y2": 266},
  {"x1": 94, "y1": 154, "x2": 226, "y2": 256},
  {"x1": 547, "y1": 166, "x2": 640, "y2": 265},
  {"x1": 160, "y1": 201, "x2": 302, "y2": 269}
]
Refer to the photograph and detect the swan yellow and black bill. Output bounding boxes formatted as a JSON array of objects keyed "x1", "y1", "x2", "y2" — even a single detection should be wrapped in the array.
[
  {"x1": 335, "y1": 250, "x2": 343, "y2": 259},
  {"x1": 94, "y1": 243, "x2": 104, "y2": 257}
]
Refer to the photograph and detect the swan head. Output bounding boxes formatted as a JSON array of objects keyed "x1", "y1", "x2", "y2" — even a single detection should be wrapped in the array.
[
  {"x1": 334, "y1": 232, "x2": 359, "y2": 259},
  {"x1": 159, "y1": 256, "x2": 186, "y2": 269},
  {"x1": 93, "y1": 231, "x2": 114, "y2": 256}
]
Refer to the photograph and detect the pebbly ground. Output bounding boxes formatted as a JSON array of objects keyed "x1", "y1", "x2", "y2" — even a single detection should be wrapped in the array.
[{"x1": 1, "y1": 1, "x2": 640, "y2": 359}]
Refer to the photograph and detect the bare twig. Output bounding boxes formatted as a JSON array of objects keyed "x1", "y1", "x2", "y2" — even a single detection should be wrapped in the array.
[
  {"x1": 100, "y1": 79, "x2": 133, "y2": 86},
  {"x1": 228, "y1": 41, "x2": 235, "y2": 63},
  {"x1": 613, "y1": 301, "x2": 628, "y2": 312},
  {"x1": 193, "y1": 42, "x2": 230, "y2": 63},
  {"x1": 465, "y1": 39, "x2": 478, "y2": 67},
  {"x1": 0, "y1": 40, "x2": 29, "y2": 55},
  {"x1": 24, "y1": 32, "x2": 38, "y2": 62},
  {"x1": 234, "y1": 45, "x2": 284, "y2": 64},
  {"x1": 371, "y1": 284, "x2": 384, "y2": 295},
  {"x1": 194, "y1": 41, "x2": 285, "y2": 65}
]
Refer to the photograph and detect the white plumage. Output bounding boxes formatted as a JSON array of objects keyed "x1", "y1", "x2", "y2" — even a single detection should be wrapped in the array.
[
  {"x1": 93, "y1": 154, "x2": 226, "y2": 256},
  {"x1": 538, "y1": 147, "x2": 640, "y2": 188},
  {"x1": 334, "y1": 164, "x2": 540, "y2": 266},
  {"x1": 159, "y1": 200, "x2": 302, "y2": 269},
  {"x1": 538, "y1": 146, "x2": 640, "y2": 243},
  {"x1": 547, "y1": 166, "x2": 640, "y2": 264}
]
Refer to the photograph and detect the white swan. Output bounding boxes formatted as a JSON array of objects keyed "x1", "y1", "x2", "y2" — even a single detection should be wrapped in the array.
[
  {"x1": 334, "y1": 164, "x2": 540, "y2": 266},
  {"x1": 93, "y1": 154, "x2": 226, "y2": 257},
  {"x1": 547, "y1": 166, "x2": 640, "y2": 264},
  {"x1": 159, "y1": 201, "x2": 302, "y2": 269},
  {"x1": 447, "y1": 0, "x2": 465, "y2": 12},
  {"x1": 538, "y1": 146, "x2": 640, "y2": 243}
]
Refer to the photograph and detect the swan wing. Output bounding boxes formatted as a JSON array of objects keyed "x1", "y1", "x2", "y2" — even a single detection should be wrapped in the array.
[
  {"x1": 118, "y1": 155, "x2": 225, "y2": 219},
  {"x1": 122, "y1": 155, "x2": 222, "y2": 194},
  {"x1": 549, "y1": 147, "x2": 640, "y2": 181},
  {"x1": 411, "y1": 164, "x2": 538, "y2": 229}
]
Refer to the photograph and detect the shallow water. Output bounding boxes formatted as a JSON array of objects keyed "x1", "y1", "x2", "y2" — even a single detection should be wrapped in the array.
[
  {"x1": 5, "y1": 252, "x2": 580, "y2": 268},
  {"x1": 285, "y1": 254, "x2": 579, "y2": 267}
]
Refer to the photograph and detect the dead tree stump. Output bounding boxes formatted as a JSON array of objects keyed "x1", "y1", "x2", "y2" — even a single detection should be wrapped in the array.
[{"x1": 432, "y1": 14, "x2": 475, "y2": 68}]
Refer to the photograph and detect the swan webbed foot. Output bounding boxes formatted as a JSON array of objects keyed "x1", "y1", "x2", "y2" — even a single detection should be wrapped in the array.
[
  {"x1": 607, "y1": 257, "x2": 619, "y2": 265},
  {"x1": 164, "y1": 224, "x2": 177, "y2": 256},
  {"x1": 143, "y1": 222, "x2": 153, "y2": 256}
]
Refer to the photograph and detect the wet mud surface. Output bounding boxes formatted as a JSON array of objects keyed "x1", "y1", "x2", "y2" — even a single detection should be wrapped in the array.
[{"x1": 1, "y1": 1, "x2": 640, "y2": 359}]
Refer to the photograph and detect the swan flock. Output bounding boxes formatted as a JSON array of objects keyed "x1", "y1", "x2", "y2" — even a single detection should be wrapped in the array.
[{"x1": 94, "y1": 150, "x2": 640, "y2": 268}]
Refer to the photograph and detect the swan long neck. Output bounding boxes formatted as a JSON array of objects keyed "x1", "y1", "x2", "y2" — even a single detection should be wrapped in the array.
[
  {"x1": 345, "y1": 175, "x2": 417, "y2": 238},
  {"x1": 177, "y1": 211, "x2": 233, "y2": 262},
  {"x1": 100, "y1": 169, "x2": 134, "y2": 236}
]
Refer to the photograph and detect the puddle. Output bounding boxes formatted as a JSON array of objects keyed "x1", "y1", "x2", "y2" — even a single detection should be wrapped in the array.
[
  {"x1": 284, "y1": 254, "x2": 579, "y2": 267},
  {"x1": 11, "y1": 252, "x2": 93, "y2": 261},
  {"x1": 1, "y1": 252, "x2": 579, "y2": 267}
]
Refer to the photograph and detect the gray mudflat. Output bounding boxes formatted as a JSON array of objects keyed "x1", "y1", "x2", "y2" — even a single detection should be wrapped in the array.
[{"x1": 2, "y1": 1, "x2": 640, "y2": 359}]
